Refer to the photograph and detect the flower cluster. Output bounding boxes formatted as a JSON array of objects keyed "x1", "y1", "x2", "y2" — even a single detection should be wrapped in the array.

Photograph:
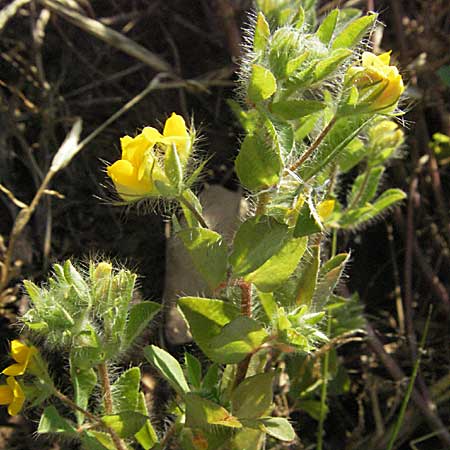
[
  {"x1": 107, "y1": 112, "x2": 193, "y2": 201},
  {"x1": 0, "y1": 340, "x2": 36, "y2": 415}
]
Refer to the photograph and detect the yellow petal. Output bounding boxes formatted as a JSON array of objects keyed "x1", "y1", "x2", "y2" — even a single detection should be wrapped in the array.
[
  {"x1": 2, "y1": 363, "x2": 26, "y2": 376},
  {"x1": 6, "y1": 377, "x2": 24, "y2": 416},
  {"x1": 107, "y1": 159, "x2": 155, "y2": 201},
  {"x1": 142, "y1": 127, "x2": 164, "y2": 144},
  {"x1": 377, "y1": 51, "x2": 391, "y2": 65},
  {"x1": 0, "y1": 385, "x2": 13, "y2": 405},
  {"x1": 120, "y1": 133, "x2": 152, "y2": 167},
  {"x1": 10, "y1": 340, "x2": 29, "y2": 364},
  {"x1": 317, "y1": 200, "x2": 335, "y2": 221},
  {"x1": 163, "y1": 113, "x2": 188, "y2": 138}
]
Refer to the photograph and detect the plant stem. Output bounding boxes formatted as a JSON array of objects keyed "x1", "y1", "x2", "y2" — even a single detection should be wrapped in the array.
[
  {"x1": 233, "y1": 281, "x2": 253, "y2": 388},
  {"x1": 238, "y1": 280, "x2": 252, "y2": 317},
  {"x1": 289, "y1": 115, "x2": 338, "y2": 172},
  {"x1": 98, "y1": 362, "x2": 113, "y2": 414},
  {"x1": 53, "y1": 389, "x2": 99, "y2": 423},
  {"x1": 255, "y1": 191, "x2": 270, "y2": 216},
  {"x1": 317, "y1": 312, "x2": 332, "y2": 450},
  {"x1": 178, "y1": 194, "x2": 209, "y2": 228},
  {"x1": 53, "y1": 388, "x2": 127, "y2": 450}
]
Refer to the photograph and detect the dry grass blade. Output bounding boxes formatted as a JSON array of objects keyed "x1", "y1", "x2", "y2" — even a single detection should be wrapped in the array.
[
  {"x1": 39, "y1": 0, "x2": 174, "y2": 74},
  {"x1": 0, "y1": 0, "x2": 31, "y2": 31}
]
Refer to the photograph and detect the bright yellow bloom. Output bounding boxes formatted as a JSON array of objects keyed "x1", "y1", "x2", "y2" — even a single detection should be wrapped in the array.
[
  {"x1": 348, "y1": 51, "x2": 404, "y2": 111},
  {"x1": 0, "y1": 377, "x2": 25, "y2": 415},
  {"x1": 107, "y1": 113, "x2": 191, "y2": 201},
  {"x1": 2, "y1": 340, "x2": 37, "y2": 376}
]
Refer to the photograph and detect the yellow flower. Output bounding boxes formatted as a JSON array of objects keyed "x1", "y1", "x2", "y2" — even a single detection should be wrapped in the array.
[
  {"x1": 0, "y1": 377, "x2": 25, "y2": 415},
  {"x1": 2, "y1": 340, "x2": 37, "y2": 376},
  {"x1": 348, "y1": 51, "x2": 404, "y2": 111},
  {"x1": 317, "y1": 199, "x2": 335, "y2": 221},
  {"x1": 107, "y1": 113, "x2": 191, "y2": 201}
]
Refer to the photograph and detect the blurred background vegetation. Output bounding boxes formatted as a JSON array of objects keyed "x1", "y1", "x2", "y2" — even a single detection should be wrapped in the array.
[{"x1": 0, "y1": 0, "x2": 449, "y2": 449}]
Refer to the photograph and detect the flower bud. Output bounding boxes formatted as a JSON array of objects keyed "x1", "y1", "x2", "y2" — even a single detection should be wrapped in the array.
[{"x1": 345, "y1": 51, "x2": 405, "y2": 112}]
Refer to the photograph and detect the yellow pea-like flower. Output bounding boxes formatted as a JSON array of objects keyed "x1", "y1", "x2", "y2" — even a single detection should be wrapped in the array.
[
  {"x1": 107, "y1": 113, "x2": 192, "y2": 201},
  {"x1": 0, "y1": 377, "x2": 25, "y2": 416},
  {"x1": 347, "y1": 51, "x2": 405, "y2": 111},
  {"x1": 2, "y1": 340, "x2": 37, "y2": 377}
]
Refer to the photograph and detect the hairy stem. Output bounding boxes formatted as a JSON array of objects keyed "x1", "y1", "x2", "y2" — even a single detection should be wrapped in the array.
[
  {"x1": 289, "y1": 116, "x2": 338, "y2": 172},
  {"x1": 98, "y1": 362, "x2": 113, "y2": 414},
  {"x1": 233, "y1": 281, "x2": 253, "y2": 388}
]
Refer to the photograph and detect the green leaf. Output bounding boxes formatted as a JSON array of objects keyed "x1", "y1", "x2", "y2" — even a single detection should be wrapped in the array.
[
  {"x1": 135, "y1": 392, "x2": 159, "y2": 449},
  {"x1": 248, "y1": 64, "x2": 277, "y2": 103},
  {"x1": 231, "y1": 372, "x2": 274, "y2": 419},
  {"x1": 202, "y1": 363, "x2": 221, "y2": 392},
  {"x1": 38, "y1": 406, "x2": 76, "y2": 435},
  {"x1": 295, "y1": 245, "x2": 320, "y2": 306},
  {"x1": 314, "y1": 48, "x2": 352, "y2": 81},
  {"x1": 177, "y1": 227, "x2": 228, "y2": 289},
  {"x1": 71, "y1": 364, "x2": 97, "y2": 425},
  {"x1": 317, "y1": 9, "x2": 339, "y2": 44},
  {"x1": 264, "y1": 115, "x2": 294, "y2": 157},
  {"x1": 144, "y1": 345, "x2": 190, "y2": 395},
  {"x1": 271, "y1": 100, "x2": 326, "y2": 120},
  {"x1": 258, "y1": 290, "x2": 278, "y2": 322},
  {"x1": 227, "y1": 100, "x2": 259, "y2": 134},
  {"x1": 230, "y1": 216, "x2": 288, "y2": 276},
  {"x1": 372, "y1": 188, "x2": 406, "y2": 211},
  {"x1": 293, "y1": 199, "x2": 323, "y2": 237},
  {"x1": 254, "y1": 12, "x2": 270, "y2": 53},
  {"x1": 111, "y1": 367, "x2": 140, "y2": 413},
  {"x1": 348, "y1": 166, "x2": 385, "y2": 208},
  {"x1": 180, "y1": 189, "x2": 203, "y2": 228},
  {"x1": 209, "y1": 316, "x2": 269, "y2": 364},
  {"x1": 82, "y1": 431, "x2": 114, "y2": 450},
  {"x1": 185, "y1": 393, "x2": 242, "y2": 429},
  {"x1": 102, "y1": 411, "x2": 148, "y2": 438},
  {"x1": 185, "y1": 352, "x2": 202, "y2": 389},
  {"x1": 259, "y1": 417, "x2": 296, "y2": 441},
  {"x1": 235, "y1": 133, "x2": 282, "y2": 191},
  {"x1": 165, "y1": 143, "x2": 183, "y2": 193},
  {"x1": 286, "y1": 51, "x2": 309, "y2": 76},
  {"x1": 124, "y1": 301, "x2": 160, "y2": 350},
  {"x1": 178, "y1": 297, "x2": 240, "y2": 342},
  {"x1": 313, "y1": 253, "x2": 349, "y2": 309},
  {"x1": 178, "y1": 297, "x2": 267, "y2": 364},
  {"x1": 338, "y1": 137, "x2": 366, "y2": 173},
  {"x1": 339, "y1": 188, "x2": 406, "y2": 228},
  {"x1": 332, "y1": 13, "x2": 377, "y2": 49},
  {"x1": 295, "y1": 113, "x2": 322, "y2": 141},
  {"x1": 245, "y1": 236, "x2": 308, "y2": 292}
]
